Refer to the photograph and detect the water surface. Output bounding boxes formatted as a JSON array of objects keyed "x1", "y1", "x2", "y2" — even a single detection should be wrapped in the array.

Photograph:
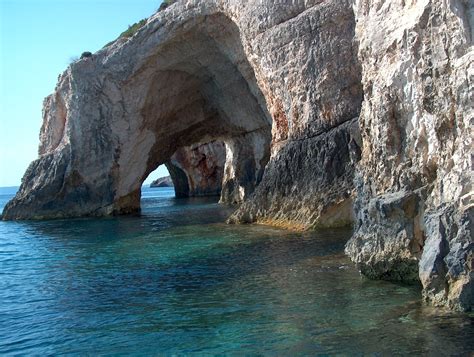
[{"x1": 0, "y1": 187, "x2": 472, "y2": 355}]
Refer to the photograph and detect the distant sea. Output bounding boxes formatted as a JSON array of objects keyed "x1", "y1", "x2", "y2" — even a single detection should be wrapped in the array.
[
  {"x1": 0, "y1": 186, "x2": 473, "y2": 355},
  {"x1": 0, "y1": 186, "x2": 19, "y2": 196}
]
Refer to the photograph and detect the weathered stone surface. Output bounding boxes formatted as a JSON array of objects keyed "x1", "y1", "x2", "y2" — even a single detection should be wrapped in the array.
[
  {"x1": 230, "y1": 118, "x2": 361, "y2": 229},
  {"x1": 150, "y1": 176, "x2": 173, "y2": 188},
  {"x1": 228, "y1": 0, "x2": 363, "y2": 223},
  {"x1": 345, "y1": 187, "x2": 423, "y2": 282},
  {"x1": 220, "y1": 129, "x2": 271, "y2": 204},
  {"x1": 166, "y1": 140, "x2": 226, "y2": 198},
  {"x1": 345, "y1": 0, "x2": 473, "y2": 311}
]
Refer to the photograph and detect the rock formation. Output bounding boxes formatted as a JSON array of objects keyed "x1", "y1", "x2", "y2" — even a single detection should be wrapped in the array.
[
  {"x1": 344, "y1": 0, "x2": 473, "y2": 312},
  {"x1": 2, "y1": 0, "x2": 357, "y2": 222},
  {"x1": 166, "y1": 140, "x2": 225, "y2": 198},
  {"x1": 150, "y1": 176, "x2": 173, "y2": 188},
  {"x1": 2, "y1": 0, "x2": 472, "y2": 311},
  {"x1": 229, "y1": 118, "x2": 361, "y2": 229}
]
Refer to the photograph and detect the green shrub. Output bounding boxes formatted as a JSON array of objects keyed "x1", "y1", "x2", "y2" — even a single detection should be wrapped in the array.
[
  {"x1": 158, "y1": 0, "x2": 177, "y2": 11},
  {"x1": 80, "y1": 51, "x2": 92, "y2": 59},
  {"x1": 119, "y1": 18, "x2": 147, "y2": 39},
  {"x1": 102, "y1": 18, "x2": 146, "y2": 48},
  {"x1": 103, "y1": 1, "x2": 178, "y2": 49}
]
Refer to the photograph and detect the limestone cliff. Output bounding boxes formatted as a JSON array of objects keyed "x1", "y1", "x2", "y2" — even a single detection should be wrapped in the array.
[
  {"x1": 2, "y1": 0, "x2": 472, "y2": 311},
  {"x1": 3, "y1": 0, "x2": 357, "y2": 222},
  {"x1": 344, "y1": 0, "x2": 473, "y2": 312}
]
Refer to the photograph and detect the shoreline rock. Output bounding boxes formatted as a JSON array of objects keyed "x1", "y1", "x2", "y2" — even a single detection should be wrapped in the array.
[{"x1": 345, "y1": 0, "x2": 473, "y2": 311}]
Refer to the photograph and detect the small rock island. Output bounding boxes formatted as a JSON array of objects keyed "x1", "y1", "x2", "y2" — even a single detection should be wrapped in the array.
[{"x1": 150, "y1": 176, "x2": 173, "y2": 188}]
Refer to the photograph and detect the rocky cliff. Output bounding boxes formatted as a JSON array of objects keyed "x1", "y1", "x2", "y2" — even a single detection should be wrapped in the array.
[
  {"x1": 2, "y1": 0, "x2": 472, "y2": 311},
  {"x1": 344, "y1": 0, "x2": 473, "y2": 312}
]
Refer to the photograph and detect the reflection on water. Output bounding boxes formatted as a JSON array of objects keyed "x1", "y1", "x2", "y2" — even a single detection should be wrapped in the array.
[{"x1": 0, "y1": 187, "x2": 473, "y2": 355}]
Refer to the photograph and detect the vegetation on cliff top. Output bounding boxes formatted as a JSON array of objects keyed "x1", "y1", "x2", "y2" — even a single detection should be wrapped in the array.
[{"x1": 103, "y1": 0, "x2": 178, "y2": 48}]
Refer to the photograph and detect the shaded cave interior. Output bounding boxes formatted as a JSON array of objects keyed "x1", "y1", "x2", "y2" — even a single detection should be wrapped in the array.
[{"x1": 124, "y1": 13, "x2": 273, "y2": 210}]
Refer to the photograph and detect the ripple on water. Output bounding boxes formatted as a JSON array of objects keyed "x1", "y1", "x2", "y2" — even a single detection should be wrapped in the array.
[{"x1": 0, "y1": 187, "x2": 473, "y2": 355}]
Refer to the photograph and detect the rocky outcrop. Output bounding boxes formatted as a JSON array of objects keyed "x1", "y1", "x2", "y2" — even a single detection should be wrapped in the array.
[
  {"x1": 2, "y1": 0, "x2": 472, "y2": 311},
  {"x1": 229, "y1": 118, "x2": 361, "y2": 229},
  {"x1": 345, "y1": 0, "x2": 473, "y2": 311},
  {"x1": 227, "y1": 0, "x2": 363, "y2": 222},
  {"x1": 150, "y1": 176, "x2": 173, "y2": 188},
  {"x1": 166, "y1": 141, "x2": 226, "y2": 198}
]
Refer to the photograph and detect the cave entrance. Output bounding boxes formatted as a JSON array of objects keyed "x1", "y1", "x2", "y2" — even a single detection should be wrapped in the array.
[
  {"x1": 112, "y1": 13, "x2": 272, "y2": 215},
  {"x1": 141, "y1": 164, "x2": 176, "y2": 204},
  {"x1": 143, "y1": 164, "x2": 172, "y2": 189}
]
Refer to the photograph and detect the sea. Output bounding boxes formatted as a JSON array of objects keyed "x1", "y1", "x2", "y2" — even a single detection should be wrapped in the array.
[{"x1": 0, "y1": 186, "x2": 472, "y2": 355}]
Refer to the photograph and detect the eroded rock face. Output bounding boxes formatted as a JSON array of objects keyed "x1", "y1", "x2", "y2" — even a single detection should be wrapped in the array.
[
  {"x1": 230, "y1": 118, "x2": 361, "y2": 229},
  {"x1": 228, "y1": 0, "x2": 364, "y2": 225},
  {"x1": 221, "y1": 129, "x2": 271, "y2": 204},
  {"x1": 166, "y1": 141, "x2": 226, "y2": 198},
  {"x1": 345, "y1": 0, "x2": 473, "y2": 311}
]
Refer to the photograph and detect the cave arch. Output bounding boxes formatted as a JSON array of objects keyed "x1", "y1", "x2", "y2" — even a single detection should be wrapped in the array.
[
  {"x1": 3, "y1": 1, "x2": 363, "y2": 230},
  {"x1": 114, "y1": 13, "x2": 272, "y2": 213},
  {"x1": 166, "y1": 162, "x2": 189, "y2": 199}
]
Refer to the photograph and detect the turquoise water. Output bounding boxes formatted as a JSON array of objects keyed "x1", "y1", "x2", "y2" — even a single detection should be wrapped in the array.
[{"x1": 0, "y1": 187, "x2": 472, "y2": 355}]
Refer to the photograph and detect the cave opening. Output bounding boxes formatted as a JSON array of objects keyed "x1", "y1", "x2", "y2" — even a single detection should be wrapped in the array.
[
  {"x1": 116, "y1": 13, "x2": 272, "y2": 214},
  {"x1": 143, "y1": 164, "x2": 172, "y2": 188}
]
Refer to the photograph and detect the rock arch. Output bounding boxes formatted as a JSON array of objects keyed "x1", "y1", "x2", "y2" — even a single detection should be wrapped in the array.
[
  {"x1": 114, "y1": 12, "x2": 273, "y2": 213},
  {"x1": 3, "y1": 9, "x2": 274, "y2": 219},
  {"x1": 4, "y1": 1, "x2": 362, "y2": 222}
]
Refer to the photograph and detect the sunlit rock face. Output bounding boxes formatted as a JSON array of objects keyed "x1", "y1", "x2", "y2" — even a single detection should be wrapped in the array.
[
  {"x1": 345, "y1": 0, "x2": 473, "y2": 311},
  {"x1": 149, "y1": 176, "x2": 173, "y2": 188}
]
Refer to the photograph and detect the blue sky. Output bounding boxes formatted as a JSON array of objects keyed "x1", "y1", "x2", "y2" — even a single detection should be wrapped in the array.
[{"x1": 0, "y1": 0, "x2": 169, "y2": 187}]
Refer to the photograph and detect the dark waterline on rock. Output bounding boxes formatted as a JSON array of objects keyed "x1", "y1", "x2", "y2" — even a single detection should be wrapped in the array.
[{"x1": 0, "y1": 187, "x2": 472, "y2": 355}]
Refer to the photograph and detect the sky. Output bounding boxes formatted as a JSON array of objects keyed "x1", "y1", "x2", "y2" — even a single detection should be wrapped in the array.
[{"x1": 0, "y1": 0, "x2": 169, "y2": 187}]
